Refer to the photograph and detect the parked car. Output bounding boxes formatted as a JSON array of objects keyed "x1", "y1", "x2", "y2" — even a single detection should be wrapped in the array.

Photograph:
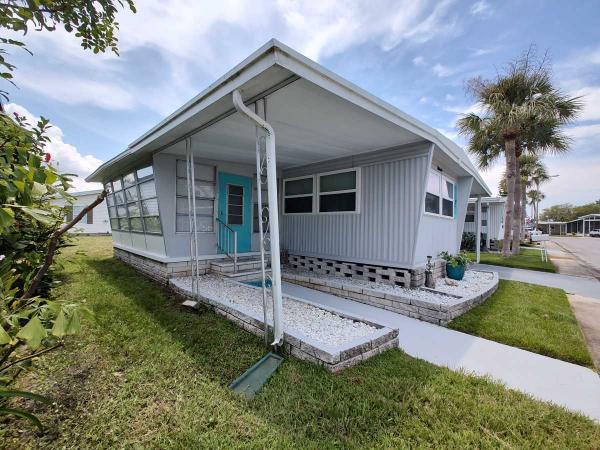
[{"x1": 590, "y1": 229, "x2": 600, "y2": 237}]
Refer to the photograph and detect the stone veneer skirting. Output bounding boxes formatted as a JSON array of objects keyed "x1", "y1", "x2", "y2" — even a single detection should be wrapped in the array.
[
  {"x1": 282, "y1": 270, "x2": 499, "y2": 326},
  {"x1": 288, "y1": 254, "x2": 446, "y2": 288},
  {"x1": 169, "y1": 279, "x2": 399, "y2": 372}
]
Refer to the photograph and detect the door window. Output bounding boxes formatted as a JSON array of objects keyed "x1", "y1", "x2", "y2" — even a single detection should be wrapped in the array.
[{"x1": 227, "y1": 184, "x2": 244, "y2": 225}]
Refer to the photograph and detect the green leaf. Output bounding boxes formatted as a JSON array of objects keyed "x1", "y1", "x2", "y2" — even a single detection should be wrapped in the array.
[
  {"x1": 51, "y1": 310, "x2": 68, "y2": 337},
  {"x1": 16, "y1": 316, "x2": 47, "y2": 350},
  {"x1": 0, "y1": 325, "x2": 11, "y2": 345},
  {"x1": 18, "y1": 206, "x2": 53, "y2": 225},
  {"x1": 45, "y1": 169, "x2": 57, "y2": 185},
  {"x1": 13, "y1": 179, "x2": 25, "y2": 193},
  {"x1": 0, "y1": 390, "x2": 53, "y2": 404},
  {"x1": 0, "y1": 407, "x2": 44, "y2": 431},
  {"x1": 65, "y1": 310, "x2": 81, "y2": 335},
  {"x1": 31, "y1": 181, "x2": 47, "y2": 196},
  {"x1": 0, "y1": 207, "x2": 15, "y2": 229}
]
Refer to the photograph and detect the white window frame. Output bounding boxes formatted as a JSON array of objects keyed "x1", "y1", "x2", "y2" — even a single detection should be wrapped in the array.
[
  {"x1": 282, "y1": 175, "x2": 315, "y2": 215},
  {"x1": 282, "y1": 168, "x2": 362, "y2": 215},
  {"x1": 424, "y1": 169, "x2": 456, "y2": 220},
  {"x1": 317, "y1": 168, "x2": 361, "y2": 215},
  {"x1": 174, "y1": 159, "x2": 216, "y2": 233}
]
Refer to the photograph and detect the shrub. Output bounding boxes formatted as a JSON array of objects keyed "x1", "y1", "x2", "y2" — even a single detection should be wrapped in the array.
[
  {"x1": 439, "y1": 251, "x2": 472, "y2": 268},
  {"x1": 461, "y1": 232, "x2": 476, "y2": 251}
]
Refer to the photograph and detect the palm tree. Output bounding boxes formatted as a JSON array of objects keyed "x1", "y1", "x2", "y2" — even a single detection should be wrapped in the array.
[
  {"x1": 528, "y1": 189, "x2": 546, "y2": 227},
  {"x1": 530, "y1": 164, "x2": 550, "y2": 229},
  {"x1": 458, "y1": 50, "x2": 581, "y2": 256},
  {"x1": 519, "y1": 155, "x2": 549, "y2": 234}
]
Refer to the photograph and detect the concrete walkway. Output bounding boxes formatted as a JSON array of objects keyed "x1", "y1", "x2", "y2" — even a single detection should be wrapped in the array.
[
  {"x1": 282, "y1": 281, "x2": 600, "y2": 422},
  {"x1": 569, "y1": 294, "x2": 600, "y2": 369},
  {"x1": 472, "y1": 263, "x2": 600, "y2": 299}
]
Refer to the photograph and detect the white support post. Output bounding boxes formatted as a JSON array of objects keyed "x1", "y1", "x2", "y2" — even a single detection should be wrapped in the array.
[
  {"x1": 485, "y1": 201, "x2": 490, "y2": 250},
  {"x1": 232, "y1": 89, "x2": 284, "y2": 347},
  {"x1": 475, "y1": 196, "x2": 482, "y2": 263}
]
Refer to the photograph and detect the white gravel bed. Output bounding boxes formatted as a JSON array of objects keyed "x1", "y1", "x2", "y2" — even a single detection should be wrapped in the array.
[
  {"x1": 175, "y1": 275, "x2": 378, "y2": 346},
  {"x1": 434, "y1": 270, "x2": 495, "y2": 297},
  {"x1": 284, "y1": 269, "x2": 454, "y2": 305}
]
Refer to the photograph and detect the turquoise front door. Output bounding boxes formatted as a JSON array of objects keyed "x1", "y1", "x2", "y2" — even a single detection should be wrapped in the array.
[{"x1": 218, "y1": 172, "x2": 252, "y2": 253}]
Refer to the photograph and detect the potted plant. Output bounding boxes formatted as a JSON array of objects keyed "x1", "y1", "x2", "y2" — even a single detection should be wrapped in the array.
[{"x1": 439, "y1": 251, "x2": 472, "y2": 281}]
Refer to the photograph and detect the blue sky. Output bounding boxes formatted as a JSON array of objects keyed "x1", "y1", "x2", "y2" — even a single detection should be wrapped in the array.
[{"x1": 4, "y1": 0, "x2": 600, "y2": 210}]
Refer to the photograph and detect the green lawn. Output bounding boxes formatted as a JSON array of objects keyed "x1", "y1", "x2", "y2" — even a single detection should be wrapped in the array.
[
  {"x1": 468, "y1": 248, "x2": 556, "y2": 272},
  {"x1": 3, "y1": 236, "x2": 599, "y2": 448},
  {"x1": 450, "y1": 280, "x2": 593, "y2": 367}
]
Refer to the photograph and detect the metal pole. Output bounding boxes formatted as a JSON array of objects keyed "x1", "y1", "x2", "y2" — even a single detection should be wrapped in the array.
[
  {"x1": 232, "y1": 89, "x2": 284, "y2": 347},
  {"x1": 189, "y1": 139, "x2": 200, "y2": 296},
  {"x1": 255, "y1": 102, "x2": 269, "y2": 347},
  {"x1": 185, "y1": 140, "x2": 195, "y2": 297},
  {"x1": 475, "y1": 196, "x2": 481, "y2": 263}
]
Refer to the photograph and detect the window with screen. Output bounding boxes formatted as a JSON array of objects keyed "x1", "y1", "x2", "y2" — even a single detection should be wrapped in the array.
[
  {"x1": 318, "y1": 169, "x2": 359, "y2": 213},
  {"x1": 425, "y1": 170, "x2": 455, "y2": 218},
  {"x1": 105, "y1": 165, "x2": 162, "y2": 234},
  {"x1": 175, "y1": 160, "x2": 215, "y2": 232},
  {"x1": 283, "y1": 176, "x2": 313, "y2": 214},
  {"x1": 465, "y1": 203, "x2": 475, "y2": 223}
]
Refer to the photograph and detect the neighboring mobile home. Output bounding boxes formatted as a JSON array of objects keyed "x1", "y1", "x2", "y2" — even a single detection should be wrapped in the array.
[
  {"x1": 54, "y1": 189, "x2": 111, "y2": 234},
  {"x1": 87, "y1": 40, "x2": 491, "y2": 287},
  {"x1": 464, "y1": 197, "x2": 505, "y2": 249}
]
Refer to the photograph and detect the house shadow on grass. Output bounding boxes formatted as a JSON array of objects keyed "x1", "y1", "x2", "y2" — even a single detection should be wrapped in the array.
[{"x1": 82, "y1": 257, "x2": 598, "y2": 448}]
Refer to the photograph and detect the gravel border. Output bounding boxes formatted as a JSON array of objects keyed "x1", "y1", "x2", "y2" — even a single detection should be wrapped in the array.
[{"x1": 173, "y1": 275, "x2": 378, "y2": 346}]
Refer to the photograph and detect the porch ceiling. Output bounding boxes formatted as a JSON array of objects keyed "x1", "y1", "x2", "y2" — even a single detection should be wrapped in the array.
[{"x1": 160, "y1": 78, "x2": 423, "y2": 169}]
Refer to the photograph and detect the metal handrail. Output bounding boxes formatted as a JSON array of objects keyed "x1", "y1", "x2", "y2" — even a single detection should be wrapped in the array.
[{"x1": 216, "y1": 217, "x2": 238, "y2": 272}]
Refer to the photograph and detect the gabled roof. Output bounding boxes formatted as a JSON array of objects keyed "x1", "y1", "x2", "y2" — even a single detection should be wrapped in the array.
[{"x1": 87, "y1": 39, "x2": 491, "y2": 196}]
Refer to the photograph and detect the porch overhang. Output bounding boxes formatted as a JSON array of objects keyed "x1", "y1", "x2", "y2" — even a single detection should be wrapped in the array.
[{"x1": 87, "y1": 39, "x2": 491, "y2": 197}]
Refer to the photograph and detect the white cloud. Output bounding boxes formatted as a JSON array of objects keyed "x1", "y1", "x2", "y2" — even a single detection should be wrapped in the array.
[
  {"x1": 567, "y1": 123, "x2": 600, "y2": 140},
  {"x1": 445, "y1": 93, "x2": 455, "y2": 101},
  {"x1": 436, "y1": 127, "x2": 459, "y2": 141},
  {"x1": 570, "y1": 86, "x2": 600, "y2": 122},
  {"x1": 413, "y1": 55, "x2": 426, "y2": 66},
  {"x1": 7, "y1": 0, "x2": 464, "y2": 112},
  {"x1": 419, "y1": 96, "x2": 430, "y2": 104},
  {"x1": 444, "y1": 102, "x2": 484, "y2": 116},
  {"x1": 5, "y1": 103, "x2": 103, "y2": 192},
  {"x1": 432, "y1": 63, "x2": 455, "y2": 77},
  {"x1": 471, "y1": 47, "x2": 494, "y2": 57},
  {"x1": 17, "y1": 69, "x2": 136, "y2": 111},
  {"x1": 470, "y1": 0, "x2": 492, "y2": 16}
]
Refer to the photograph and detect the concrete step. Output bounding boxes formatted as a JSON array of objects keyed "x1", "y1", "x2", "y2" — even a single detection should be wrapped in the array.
[
  {"x1": 210, "y1": 258, "x2": 270, "y2": 274},
  {"x1": 221, "y1": 269, "x2": 272, "y2": 282}
]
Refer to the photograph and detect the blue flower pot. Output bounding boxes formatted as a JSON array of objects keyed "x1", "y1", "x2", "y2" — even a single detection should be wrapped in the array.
[{"x1": 446, "y1": 264, "x2": 466, "y2": 281}]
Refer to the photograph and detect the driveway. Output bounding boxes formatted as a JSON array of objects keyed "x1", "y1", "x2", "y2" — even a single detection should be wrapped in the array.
[{"x1": 551, "y1": 236, "x2": 600, "y2": 279}]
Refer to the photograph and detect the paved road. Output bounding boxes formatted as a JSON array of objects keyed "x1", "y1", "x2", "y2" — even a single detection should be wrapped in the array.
[
  {"x1": 551, "y1": 237, "x2": 600, "y2": 277},
  {"x1": 471, "y1": 263, "x2": 600, "y2": 299}
]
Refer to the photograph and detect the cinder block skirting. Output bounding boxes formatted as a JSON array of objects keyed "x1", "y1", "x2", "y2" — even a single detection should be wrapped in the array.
[
  {"x1": 288, "y1": 254, "x2": 445, "y2": 287},
  {"x1": 169, "y1": 279, "x2": 399, "y2": 372},
  {"x1": 282, "y1": 271, "x2": 499, "y2": 327},
  {"x1": 114, "y1": 248, "x2": 210, "y2": 284}
]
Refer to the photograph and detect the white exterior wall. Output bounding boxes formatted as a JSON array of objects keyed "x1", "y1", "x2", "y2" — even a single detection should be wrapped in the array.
[
  {"x1": 153, "y1": 152, "x2": 272, "y2": 258},
  {"x1": 464, "y1": 200, "x2": 505, "y2": 242},
  {"x1": 281, "y1": 154, "x2": 430, "y2": 268},
  {"x1": 54, "y1": 192, "x2": 111, "y2": 234}
]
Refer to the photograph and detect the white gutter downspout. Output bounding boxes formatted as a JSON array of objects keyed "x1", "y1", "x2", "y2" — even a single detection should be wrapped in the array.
[{"x1": 232, "y1": 89, "x2": 284, "y2": 347}]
